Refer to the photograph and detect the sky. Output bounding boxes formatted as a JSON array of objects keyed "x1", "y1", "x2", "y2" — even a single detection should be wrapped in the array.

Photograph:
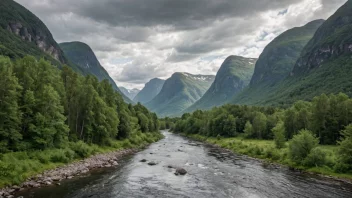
[{"x1": 15, "y1": 0, "x2": 347, "y2": 89}]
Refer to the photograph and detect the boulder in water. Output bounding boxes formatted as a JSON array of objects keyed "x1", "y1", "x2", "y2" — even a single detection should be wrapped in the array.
[
  {"x1": 175, "y1": 168, "x2": 187, "y2": 175},
  {"x1": 148, "y1": 161, "x2": 157, "y2": 166}
]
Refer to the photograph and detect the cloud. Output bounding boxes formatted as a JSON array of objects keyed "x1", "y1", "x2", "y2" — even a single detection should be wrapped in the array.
[{"x1": 14, "y1": 0, "x2": 347, "y2": 88}]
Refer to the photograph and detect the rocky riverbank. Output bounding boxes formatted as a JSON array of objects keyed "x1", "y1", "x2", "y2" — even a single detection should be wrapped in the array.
[{"x1": 0, "y1": 148, "x2": 139, "y2": 198}]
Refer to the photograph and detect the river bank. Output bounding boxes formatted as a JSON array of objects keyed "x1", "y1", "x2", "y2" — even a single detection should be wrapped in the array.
[
  {"x1": 13, "y1": 131, "x2": 352, "y2": 198},
  {"x1": 182, "y1": 133, "x2": 352, "y2": 183},
  {"x1": 0, "y1": 132, "x2": 163, "y2": 198}
]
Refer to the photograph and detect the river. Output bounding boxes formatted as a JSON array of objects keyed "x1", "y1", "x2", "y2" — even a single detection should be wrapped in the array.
[{"x1": 17, "y1": 131, "x2": 352, "y2": 198}]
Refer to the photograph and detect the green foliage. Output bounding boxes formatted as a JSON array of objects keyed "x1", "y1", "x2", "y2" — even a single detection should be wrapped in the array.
[
  {"x1": 289, "y1": 130, "x2": 319, "y2": 164},
  {"x1": 0, "y1": 56, "x2": 22, "y2": 152},
  {"x1": 69, "y1": 141, "x2": 93, "y2": 158},
  {"x1": 0, "y1": 56, "x2": 161, "y2": 154},
  {"x1": 59, "y1": 42, "x2": 132, "y2": 103},
  {"x1": 272, "y1": 121, "x2": 286, "y2": 149},
  {"x1": 232, "y1": 20, "x2": 324, "y2": 106},
  {"x1": 244, "y1": 121, "x2": 254, "y2": 138},
  {"x1": 303, "y1": 147, "x2": 327, "y2": 167},
  {"x1": 337, "y1": 124, "x2": 352, "y2": 172}
]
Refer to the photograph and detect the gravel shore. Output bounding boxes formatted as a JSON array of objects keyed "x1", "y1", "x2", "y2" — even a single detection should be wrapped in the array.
[{"x1": 0, "y1": 148, "x2": 139, "y2": 198}]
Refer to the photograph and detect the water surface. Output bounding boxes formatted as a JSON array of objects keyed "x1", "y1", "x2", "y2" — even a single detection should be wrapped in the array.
[{"x1": 18, "y1": 131, "x2": 352, "y2": 198}]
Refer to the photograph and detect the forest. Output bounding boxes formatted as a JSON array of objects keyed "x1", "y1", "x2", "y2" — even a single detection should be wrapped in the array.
[
  {"x1": 172, "y1": 93, "x2": 352, "y2": 175},
  {"x1": 0, "y1": 55, "x2": 162, "y2": 186}
]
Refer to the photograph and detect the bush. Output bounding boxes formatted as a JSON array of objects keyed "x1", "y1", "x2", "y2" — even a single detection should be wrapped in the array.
[
  {"x1": 272, "y1": 121, "x2": 286, "y2": 149},
  {"x1": 50, "y1": 149, "x2": 74, "y2": 163},
  {"x1": 122, "y1": 140, "x2": 132, "y2": 149},
  {"x1": 303, "y1": 147, "x2": 327, "y2": 167},
  {"x1": 265, "y1": 147, "x2": 281, "y2": 161},
  {"x1": 69, "y1": 141, "x2": 93, "y2": 158},
  {"x1": 35, "y1": 152, "x2": 51, "y2": 164},
  {"x1": 337, "y1": 124, "x2": 352, "y2": 172},
  {"x1": 289, "y1": 129, "x2": 319, "y2": 164}
]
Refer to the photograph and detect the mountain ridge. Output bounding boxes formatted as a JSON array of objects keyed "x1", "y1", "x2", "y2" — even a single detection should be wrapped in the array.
[
  {"x1": 133, "y1": 78, "x2": 165, "y2": 104},
  {"x1": 185, "y1": 55, "x2": 257, "y2": 112},
  {"x1": 146, "y1": 72, "x2": 215, "y2": 117},
  {"x1": 60, "y1": 41, "x2": 133, "y2": 103}
]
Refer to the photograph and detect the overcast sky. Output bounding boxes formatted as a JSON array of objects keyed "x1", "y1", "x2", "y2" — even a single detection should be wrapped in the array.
[{"x1": 15, "y1": 0, "x2": 346, "y2": 89}]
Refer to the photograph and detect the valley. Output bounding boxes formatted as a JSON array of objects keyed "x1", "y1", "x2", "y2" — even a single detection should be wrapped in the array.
[{"x1": 1, "y1": 0, "x2": 352, "y2": 197}]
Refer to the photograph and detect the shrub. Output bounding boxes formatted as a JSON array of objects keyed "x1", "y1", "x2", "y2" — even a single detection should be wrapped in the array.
[
  {"x1": 272, "y1": 121, "x2": 286, "y2": 149},
  {"x1": 337, "y1": 124, "x2": 352, "y2": 172},
  {"x1": 289, "y1": 129, "x2": 319, "y2": 164},
  {"x1": 303, "y1": 147, "x2": 327, "y2": 167},
  {"x1": 122, "y1": 140, "x2": 132, "y2": 149},
  {"x1": 69, "y1": 141, "x2": 93, "y2": 158},
  {"x1": 265, "y1": 147, "x2": 281, "y2": 161},
  {"x1": 35, "y1": 152, "x2": 51, "y2": 164},
  {"x1": 50, "y1": 149, "x2": 74, "y2": 163}
]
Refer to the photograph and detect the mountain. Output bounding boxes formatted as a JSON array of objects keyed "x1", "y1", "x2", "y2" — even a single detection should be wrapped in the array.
[
  {"x1": 0, "y1": 0, "x2": 82, "y2": 73},
  {"x1": 59, "y1": 41, "x2": 132, "y2": 103},
  {"x1": 133, "y1": 78, "x2": 165, "y2": 104},
  {"x1": 145, "y1": 73, "x2": 215, "y2": 117},
  {"x1": 119, "y1": 87, "x2": 140, "y2": 100},
  {"x1": 185, "y1": 56, "x2": 256, "y2": 112},
  {"x1": 232, "y1": 19, "x2": 325, "y2": 105}
]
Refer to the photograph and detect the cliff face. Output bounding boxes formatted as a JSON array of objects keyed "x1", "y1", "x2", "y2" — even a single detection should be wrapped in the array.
[
  {"x1": 0, "y1": 0, "x2": 67, "y2": 64},
  {"x1": 250, "y1": 19, "x2": 325, "y2": 86},
  {"x1": 292, "y1": 1, "x2": 352, "y2": 75},
  {"x1": 6, "y1": 22, "x2": 65, "y2": 62},
  {"x1": 231, "y1": 19, "x2": 324, "y2": 106}
]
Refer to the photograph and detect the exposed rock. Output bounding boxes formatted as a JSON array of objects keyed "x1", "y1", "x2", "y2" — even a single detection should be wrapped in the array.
[
  {"x1": 147, "y1": 161, "x2": 157, "y2": 166},
  {"x1": 167, "y1": 165, "x2": 173, "y2": 168},
  {"x1": 175, "y1": 168, "x2": 187, "y2": 175},
  {"x1": 140, "y1": 159, "x2": 147, "y2": 162}
]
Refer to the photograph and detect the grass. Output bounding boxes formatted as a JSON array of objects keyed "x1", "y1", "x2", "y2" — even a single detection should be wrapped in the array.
[
  {"x1": 185, "y1": 134, "x2": 352, "y2": 180},
  {"x1": 0, "y1": 131, "x2": 163, "y2": 188}
]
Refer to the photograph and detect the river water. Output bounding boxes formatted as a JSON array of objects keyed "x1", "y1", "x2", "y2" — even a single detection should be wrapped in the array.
[{"x1": 17, "y1": 131, "x2": 352, "y2": 198}]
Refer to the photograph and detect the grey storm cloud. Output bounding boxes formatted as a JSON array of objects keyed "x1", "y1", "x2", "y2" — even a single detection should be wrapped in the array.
[
  {"x1": 14, "y1": 0, "x2": 348, "y2": 88},
  {"x1": 16, "y1": 0, "x2": 303, "y2": 30}
]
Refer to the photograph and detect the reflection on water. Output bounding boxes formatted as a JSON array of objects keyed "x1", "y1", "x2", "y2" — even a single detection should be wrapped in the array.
[{"x1": 17, "y1": 131, "x2": 352, "y2": 198}]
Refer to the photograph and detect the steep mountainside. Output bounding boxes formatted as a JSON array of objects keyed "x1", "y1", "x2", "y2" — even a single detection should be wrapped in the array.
[
  {"x1": 133, "y1": 78, "x2": 165, "y2": 104},
  {"x1": 292, "y1": 1, "x2": 352, "y2": 75},
  {"x1": 60, "y1": 41, "x2": 132, "y2": 103},
  {"x1": 0, "y1": 0, "x2": 82, "y2": 72},
  {"x1": 146, "y1": 73, "x2": 215, "y2": 117},
  {"x1": 119, "y1": 87, "x2": 140, "y2": 100},
  {"x1": 232, "y1": 19, "x2": 325, "y2": 105},
  {"x1": 185, "y1": 56, "x2": 256, "y2": 112}
]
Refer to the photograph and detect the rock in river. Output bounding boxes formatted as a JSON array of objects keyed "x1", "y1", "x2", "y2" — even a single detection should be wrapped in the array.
[
  {"x1": 140, "y1": 159, "x2": 147, "y2": 162},
  {"x1": 175, "y1": 168, "x2": 187, "y2": 175},
  {"x1": 147, "y1": 161, "x2": 157, "y2": 166}
]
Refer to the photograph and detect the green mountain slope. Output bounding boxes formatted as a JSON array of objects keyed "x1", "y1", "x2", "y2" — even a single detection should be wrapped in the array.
[
  {"x1": 262, "y1": 1, "x2": 352, "y2": 105},
  {"x1": 59, "y1": 41, "x2": 132, "y2": 103},
  {"x1": 119, "y1": 86, "x2": 140, "y2": 100},
  {"x1": 232, "y1": 19, "x2": 325, "y2": 105},
  {"x1": 0, "y1": 0, "x2": 82, "y2": 73},
  {"x1": 185, "y1": 56, "x2": 256, "y2": 112},
  {"x1": 145, "y1": 73, "x2": 215, "y2": 117},
  {"x1": 133, "y1": 78, "x2": 165, "y2": 104}
]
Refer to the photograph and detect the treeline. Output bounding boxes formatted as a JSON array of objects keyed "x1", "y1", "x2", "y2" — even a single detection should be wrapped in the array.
[
  {"x1": 0, "y1": 56, "x2": 160, "y2": 153},
  {"x1": 173, "y1": 93, "x2": 352, "y2": 172}
]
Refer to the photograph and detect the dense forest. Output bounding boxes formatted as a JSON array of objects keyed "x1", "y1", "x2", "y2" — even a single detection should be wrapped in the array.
[
  {"x1": 0, "y1": 55, "x2": 162, "y2": 186},
  {"x1": 0, "y1": 55, "x2": 161, "y2": 152},
  {"x1": 172, "y1": 93, "x2": 352, "y2": 173}
]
